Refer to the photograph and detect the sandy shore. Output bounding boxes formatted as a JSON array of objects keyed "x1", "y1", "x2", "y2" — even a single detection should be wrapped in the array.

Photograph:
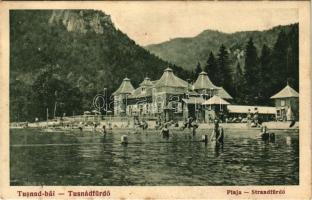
[{"x1": 11, "y1": 120, "x2": 299, "y2": 131}]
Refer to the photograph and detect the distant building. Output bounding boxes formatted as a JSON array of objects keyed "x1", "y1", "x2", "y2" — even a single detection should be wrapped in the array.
[
  {"x1": 112, "y1": 68, "x2": 232, "y2": 121},
  {"x1": 270, "y1": 84, "x2": 299, "y2": 121},
  {"x1": 227, "y1": 105, "x2": 276, "y2": 121}
]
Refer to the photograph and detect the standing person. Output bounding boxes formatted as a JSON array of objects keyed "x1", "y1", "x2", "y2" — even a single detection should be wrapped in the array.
[
  {"x1": 160, "y1": 124, "x2": 170, "y2": 139},
  {"x1": 101, "y1": 125, "x2": 107, "y2": 135},
  {"x1": 142, "y1": 120, "x2": 148, "y2": 130},
  {"x1": 259, "y1": 125, "x2": 270, "y2": 142},
  {"x1": 35, "y1": 117, "x2": 39, "y2": 127},
  {"x1": 253, "y1": 108, "x2": 259, "y2": 127},
  {"x1": 247, "y1": 109, "x2": 252, "y2": 128},
  {"x1": 210, "y1": 120, "x2": 224, "y2": 147},
  {"x1": 108, "y1": 122, "x2": 112, "y2": 130},
  {"x1": 191, "y1": 119, "x2": 199, "y2": 137},
  {"x1": 182, "y1": 118, "x2": 188, "y2": 130},
  {"x1": 187, "y1": 116, "x2": 193, "y2": 129},
  {"x1": 78, "y1": 122, "x2": 83, "y2": 132},
  {"x1": 93, "y1": 122, "x2": 98, "y2": 132}
]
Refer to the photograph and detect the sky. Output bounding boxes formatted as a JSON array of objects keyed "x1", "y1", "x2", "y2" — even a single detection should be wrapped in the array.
[{"x1": 100, "y1": 2, "x2": 298, "y2": 46}]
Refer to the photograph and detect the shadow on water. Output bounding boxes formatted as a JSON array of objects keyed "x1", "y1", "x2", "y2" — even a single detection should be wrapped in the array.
[{"x1": 10, "y1": 128, "x2": 299, "y2": 186}]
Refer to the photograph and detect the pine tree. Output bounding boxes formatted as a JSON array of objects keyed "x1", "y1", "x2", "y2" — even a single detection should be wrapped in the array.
[
  {"x1": 270, "y1": 30, "x2": 289, "y2": 94},
  {"x1": 244, "y1": 38, "x2": 259, "y2": 104},
  {"x1": 259, "y1": 44, "x2": 272, "y2": 105},
  {"x1": 287, "y1": 25, "x2": 299, "y2": 91},
  {"x1": 233, "y1": 62, "x2": 244, "y2": 103},
  {"x1": 205, "y1": 52, "x2": 217, "y2": 84},
  {"x1": 190, "y1": 70, "x2": 195, "y2": 83},
  {"x1": 217, "y1": 44, "x2": 232, "y2": 94},
  {"x1": 194, "y1": 62, "x2": 202, "y2": 78}
]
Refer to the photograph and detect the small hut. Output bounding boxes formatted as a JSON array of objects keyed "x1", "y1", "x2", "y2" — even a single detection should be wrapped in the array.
[
  {"x1": 203, "y1": 95, "x2": 230, "y2": 122},
  {"x1": 270, "y1": 85, "x2": 299, "y2": 121}
]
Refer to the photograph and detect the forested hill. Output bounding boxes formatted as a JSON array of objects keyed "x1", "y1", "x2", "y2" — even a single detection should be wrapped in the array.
[
  {"x1": 10, "y1": 10, "x2": 188, "y2": 121},
  {"x1": 145, "y1": 24, "x2": 297, "y2": 71}
]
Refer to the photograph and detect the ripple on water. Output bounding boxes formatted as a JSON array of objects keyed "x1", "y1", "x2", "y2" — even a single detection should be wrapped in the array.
[{"x1": 10, "y1": 128, "x2": 299, "y2": 185}]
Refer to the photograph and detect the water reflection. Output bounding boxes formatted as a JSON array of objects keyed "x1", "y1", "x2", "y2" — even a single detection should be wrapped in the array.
[{"x1": 10, "y1": 128, "x2": 299, "y2": 186}]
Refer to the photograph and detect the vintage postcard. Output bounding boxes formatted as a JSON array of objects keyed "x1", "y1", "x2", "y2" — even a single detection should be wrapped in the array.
[{"x1": 0, "y1": 1, "x2": 311, "y2": 199}]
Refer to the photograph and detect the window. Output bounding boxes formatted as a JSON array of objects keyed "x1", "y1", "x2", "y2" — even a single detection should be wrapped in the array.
[{"x1": 281, "y1": 100, "x2": 285, "y2": 106}]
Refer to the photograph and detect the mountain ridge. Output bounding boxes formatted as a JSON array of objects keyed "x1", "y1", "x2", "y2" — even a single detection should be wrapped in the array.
[{"x1": 145, "y1": 23, "x2": 298, "y2": 71}]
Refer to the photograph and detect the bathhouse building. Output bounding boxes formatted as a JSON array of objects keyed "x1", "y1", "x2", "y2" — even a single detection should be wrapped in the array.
[
  {"x1": 112, "y1": 77, "x2": 135, "y2": 116},
  {"x1": 270, "y1": 84, "x2": 299, "y2": 121},
  {"x1": 113, "y1": 68, "x2": 232, "y2": 121}
]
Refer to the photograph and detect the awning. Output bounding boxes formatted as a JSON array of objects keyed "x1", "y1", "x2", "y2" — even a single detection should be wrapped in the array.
[
  {"x1": 92, "y1": 110, "x2": 101, "y2": 114},
  {"x1": 227, "y1": 105, "x2": 276, "y2": 114},
  {"x1": 203, "y1": 95, "x2": 230, "y2": 105}
]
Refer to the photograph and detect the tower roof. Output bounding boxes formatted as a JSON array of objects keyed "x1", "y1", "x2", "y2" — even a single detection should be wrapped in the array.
[
  {"x1": 193, "y1": 71, "x2": 219, "y2": 90},
  {"x1": 154, "y1": 67, "x2": 188, "y2": 88},
  {"x1": 270, "y1": 85, "x2": 299, "y2": 99},
  {"x1": 139, "y1": 77, "x2": 153, "y2": 87},
  {"x1": 112, "y1": 77, "x2": 135, "y2": 95}
]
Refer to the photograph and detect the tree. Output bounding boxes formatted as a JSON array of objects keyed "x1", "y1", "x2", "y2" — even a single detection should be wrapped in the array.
[
  {"x1": 270, "y1": 30, "x2": 289, "y2": 94},
  {"x1": 204, "y1": 52, "x2": 218, "y2": 84},
  {"x1": 258, "y1": 44, "x2": 272, "y2": 105},
  {"x1": 217, "y1": 44, "x2": 232, "y2": 94},
  {"x1": 287, "y1": 25, "x2": 299, "y2": 91},
  {"x1": 244, "y1": 38, "x2": 259, "y2": 104},
  {"x1": 233, "y1": 62, "x2": 244, "y2": 103},
  {"x1": 194, "y1": 62, "x2": 202, "y2": 78},
  {"x1": 32, "y1": 65, "x2": 83, "y2": 120},
  {"x1": 10, "y1": 80, "x2": 33, "y2": 122},
  {"x1": 190, "y1": 70, "x2": 196, "y2": 83}
]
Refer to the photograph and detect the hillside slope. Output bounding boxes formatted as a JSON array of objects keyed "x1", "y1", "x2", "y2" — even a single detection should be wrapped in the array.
[
  {"x1": 145, "y1": 24, "x2": 297, "y2": 71},
  {"x1": 10, "y1": 10, "x2": 189, "y2": 121}
]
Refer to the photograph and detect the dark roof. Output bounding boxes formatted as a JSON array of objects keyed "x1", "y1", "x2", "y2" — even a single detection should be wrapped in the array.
[
  {"x1": 112, "y1": 77, "x2": 135, "y2": 95},
  {"x1": 270, "y1": 85, "x2": 299, "y2": 99},
  {"x1": 154, "y1": 67, "x2": 188, "y2": 88},
  {"x1": 193, "y1": 71, "x2": 218, "y2": 90}
]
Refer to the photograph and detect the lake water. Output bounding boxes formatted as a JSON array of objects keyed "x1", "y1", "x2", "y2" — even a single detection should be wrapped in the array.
[{"x1": 10, "y1": 128, "x2": 299, "y2": 186}]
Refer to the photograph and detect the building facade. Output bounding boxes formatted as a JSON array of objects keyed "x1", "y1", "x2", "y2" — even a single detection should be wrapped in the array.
[
  {"x1": 270, "y1": 85, "x2": 299, "y2": 121},
  {"x1": 113, "y1": 68, "x2": 233, "y2": 121}
]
